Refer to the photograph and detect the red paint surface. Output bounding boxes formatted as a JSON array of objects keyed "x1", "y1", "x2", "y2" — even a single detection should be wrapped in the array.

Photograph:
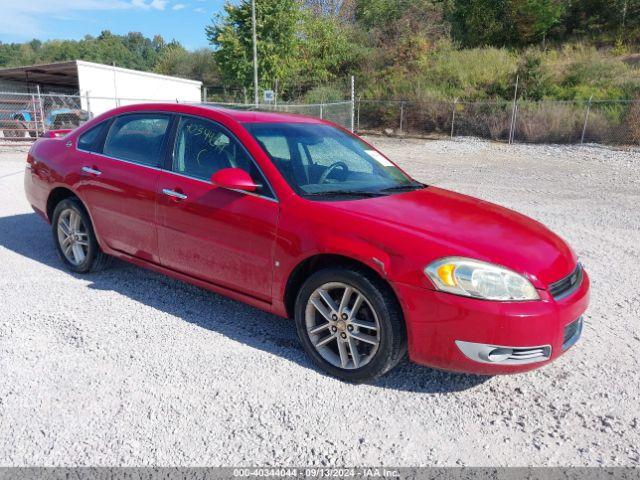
[{"x1": 24, "y1": 103, "x2": 589, "y2": 374}]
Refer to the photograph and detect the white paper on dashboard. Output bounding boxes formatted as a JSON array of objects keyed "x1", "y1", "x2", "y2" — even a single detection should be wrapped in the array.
[{"x1": 365, "y1": 150, "x2": 394, "y2": 167}]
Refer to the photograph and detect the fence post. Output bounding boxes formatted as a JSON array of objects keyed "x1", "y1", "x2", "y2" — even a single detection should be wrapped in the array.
[
  {"x1": 509, "y1": 75, "x2": 519, "y2": 144},
  {"x1": 85, "y1": 91, "x2": 92, "y2": 118},
  {"x1": 350, "y1": 75, "x2": 355, "y2": 132},
  {"x1": 450, "y1": 97, "x2": 458, "y2": 139},
  {"x1": 30, "y1": 93, "x2": 37, "y2": 137},
  {"x1": 275, "y1": 79, "x2": 279, "y2": 108},
  {"x1": 399, "y1": 101, "x2": 405, "y2": 133},
  {"x1": 320, "y1": 103, "x2": 324, "y2": 119},
  {"x1": 112, "y1": 63, "x2": 119, "y2": 107},
  {"x1": 511, "y1": 103, "x2": 519, "y2": 144},
  {"x1": 581, "y1": 95, "x2": 593, "y2": 144},
  {"x1": 356, "y1": 97, "x2": 361, "y2": 132},
  {"x1": 36, "y1": 85, "x2": 45, "y2": 137}
]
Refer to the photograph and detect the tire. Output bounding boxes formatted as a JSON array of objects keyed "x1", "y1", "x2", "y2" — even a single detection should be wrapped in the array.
[
  {"x1": 51, "y1": 198, "x2": 111, "y2": 273},
  {"x1": 294, "y1": 266, "x2": 406, "y2": 383}
]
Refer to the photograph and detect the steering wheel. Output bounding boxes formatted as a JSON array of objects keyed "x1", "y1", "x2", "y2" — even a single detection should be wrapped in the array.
[{"x1": 319, "y1": 161, "x2": 349, "y2": 184}]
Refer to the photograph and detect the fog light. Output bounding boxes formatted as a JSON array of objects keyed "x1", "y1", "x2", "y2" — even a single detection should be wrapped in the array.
[
  {"x1": 484, "y1": 348, "x2": 513, "y2": 362},
  {"x1": 456, "y1": 341, "x2": 551, "y2": 365}
]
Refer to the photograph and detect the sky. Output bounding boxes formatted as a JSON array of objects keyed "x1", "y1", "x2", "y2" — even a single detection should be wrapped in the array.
[{"x1": 0, "y1": 0, "x2": 229, "y2": 50}]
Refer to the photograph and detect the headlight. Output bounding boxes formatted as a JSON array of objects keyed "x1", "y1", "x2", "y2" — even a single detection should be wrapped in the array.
[{"x1": 424, "y1": 257, "x2": 539, "y2": 301}]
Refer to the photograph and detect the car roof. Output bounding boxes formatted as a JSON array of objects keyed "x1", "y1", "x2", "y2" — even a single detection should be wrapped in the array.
[
  {"x1": 197, "y1": 104, "x2": 324, "y2": 124},
  {"x1": 88, "y1": 102, "x2": 334, "y2": 133},
  {"x1": 101, "y1": 102, "x2": 326, "y2": 125}
]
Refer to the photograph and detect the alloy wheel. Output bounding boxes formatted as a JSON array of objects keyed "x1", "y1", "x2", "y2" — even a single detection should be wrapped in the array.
[
  {"x1": 305, "y1": 282, "x2": 381, "y2": 370},
  {"x1": 57, "y1": 208, "x2": 90, "y2": 266}
]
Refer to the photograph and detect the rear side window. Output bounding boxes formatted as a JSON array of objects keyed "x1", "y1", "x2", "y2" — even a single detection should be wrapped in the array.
[
  {"x1": 103, "y1": 114, "x2": 170, "y2": 166},
  {"x1": 77, "y1": 121, "x2": 107, "y2": 153}
]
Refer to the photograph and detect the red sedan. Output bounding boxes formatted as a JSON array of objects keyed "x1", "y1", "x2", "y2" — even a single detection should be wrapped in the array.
[{"x1": 24, "y1": 103, "x2": 589, "y2": 382}]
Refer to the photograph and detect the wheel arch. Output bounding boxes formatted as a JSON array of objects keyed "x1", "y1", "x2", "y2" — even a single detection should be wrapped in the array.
[
  {"x1": 46, "y1": 186, "x2": 78, "y2": 222},
  {"x1": 283, "y1": 253, "x2": 403, "y2": 321}
]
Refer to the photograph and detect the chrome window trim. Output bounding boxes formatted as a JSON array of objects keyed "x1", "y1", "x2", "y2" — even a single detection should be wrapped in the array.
[
  {"x1": 75, "y1": 110, "x2": 279, "y2": 203},
  {"x1": 75, "y1": 148, "x2": 165, "y2": 172},
  {"x1": 76, "y1": 147, "x2": 278, "y2": 204},
  {"x1": 76, "y1": 111, "x2": 171, "y2": 169},
  {"x1": 161, "y1": 169, "x2": 279, "y2": 203}
]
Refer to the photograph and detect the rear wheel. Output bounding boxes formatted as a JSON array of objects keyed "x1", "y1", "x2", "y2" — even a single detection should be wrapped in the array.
[
  {"x1": 295, "y1": 267, "x2": 406, "y2": 382},
  {"x1": 52, "y1": 198, "x2": 110, "y2": 273}
]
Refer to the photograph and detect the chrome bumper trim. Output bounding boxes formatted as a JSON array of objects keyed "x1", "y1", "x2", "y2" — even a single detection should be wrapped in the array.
[{"x1": 455, "y1": 340, "x2": 552, "y2": 365}]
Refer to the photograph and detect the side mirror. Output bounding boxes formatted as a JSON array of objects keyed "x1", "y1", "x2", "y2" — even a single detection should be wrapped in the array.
[{"x1": 210, "y1": 168, "x2": 258, "y2": 193}]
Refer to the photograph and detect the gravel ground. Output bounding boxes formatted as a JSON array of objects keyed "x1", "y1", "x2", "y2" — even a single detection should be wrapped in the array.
[{"x1": 0, "y1": 138, "x2": 638, "y2": 466}]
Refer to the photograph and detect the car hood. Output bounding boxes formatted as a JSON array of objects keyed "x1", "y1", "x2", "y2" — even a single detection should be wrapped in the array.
[{"x1": 328, "y1": 186, "x2": 576, "y2": 287}]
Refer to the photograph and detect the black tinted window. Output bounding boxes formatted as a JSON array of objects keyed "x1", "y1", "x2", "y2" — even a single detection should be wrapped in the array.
[
  {"x1": 77, "y1": 122, "x2": 107, "y2": 153},
  {"x1": 103, "y1": 114, "x2": 170, "y2": 166},
  {"x1": 172, "y1": 116, "x2": 273, "y2": 197}
]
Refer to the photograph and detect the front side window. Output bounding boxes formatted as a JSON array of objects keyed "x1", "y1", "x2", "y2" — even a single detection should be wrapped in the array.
[
  {"x1": 172, "y1": 116, "x2": 272, "y2": 197},
  {"x1": 243, "y1": 123, "x2": 421, "y2": 199},
  {"x1": 103, "y1": 114, "x2": 170, "y2": 166}
]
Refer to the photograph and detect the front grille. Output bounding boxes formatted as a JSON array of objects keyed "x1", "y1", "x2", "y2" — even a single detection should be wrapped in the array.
[
  {"x1": 549, "y1": 263, "x2": 583, "y2": 299},
  {"x1": 563, "y1": 317, "x2": 583, "y2": 350}
]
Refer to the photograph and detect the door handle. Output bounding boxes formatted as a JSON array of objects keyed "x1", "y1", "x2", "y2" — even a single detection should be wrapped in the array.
[
  {"x1": 81, "y1": 166, "x2": 101, "y2": 175},
  {"x1": 162, "y1": 188, "x2": 188, "y2": 200}
]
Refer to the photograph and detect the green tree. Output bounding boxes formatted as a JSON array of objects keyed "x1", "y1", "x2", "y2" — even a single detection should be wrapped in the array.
[
  {"x1": 206, "y1": 0, "x2": 354, "y2": 97},
  {"x1": 206, "y1": 0, "x2": 302, "y2": 92},
  {"x1": 156, "y1": 46, "x2": 220, "y2": 85},
  {"x1": 450, "y1": 0, "x2": 564, "y2": 47},
  {"x1": 562, "y1": 0, "x2": 640, "y2": 45}
]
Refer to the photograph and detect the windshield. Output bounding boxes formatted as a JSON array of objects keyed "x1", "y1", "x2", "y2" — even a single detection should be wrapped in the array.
[{"x1": 243, "y1": 122, "x2": 421, "y2": 198}]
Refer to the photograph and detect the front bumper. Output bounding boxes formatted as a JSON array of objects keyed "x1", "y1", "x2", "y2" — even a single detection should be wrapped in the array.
[{"x1": 395, "y1": 270, "x2": 590, "y2": 375}]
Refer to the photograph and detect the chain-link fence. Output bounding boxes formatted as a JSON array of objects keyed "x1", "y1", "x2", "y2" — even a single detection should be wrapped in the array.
[
  {"x1": 202, "y1": 100, "x2": 354, "y2": 130},
  {"x1": 2, "y1": 88, "x2": 638, "y2": 146},
  {"x1": 0, "y1": 92, "x2": 85, "y2": 142},
  {"x1": 0, "y1": 90, "x2": 355, "y2": 144},
  {"x1": 356, "y1": 98, "x2": 640, "y2": 146}
]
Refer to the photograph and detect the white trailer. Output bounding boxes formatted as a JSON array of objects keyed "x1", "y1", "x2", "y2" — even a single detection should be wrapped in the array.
[
  {"x1": 0, "y1": 60, "x2": 203, "y2": 117},
  {"x1": 76, "y1": 60, "x2": 203, "y2": 115}
]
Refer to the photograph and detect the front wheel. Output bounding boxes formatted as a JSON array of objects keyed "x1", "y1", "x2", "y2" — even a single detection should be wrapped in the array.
[
  {"x1": 52, "y1": 198, "x2": 110, "y2": 273},
  {"x1": 294, "y1": 267, "x2": 406, "y2": 382}
]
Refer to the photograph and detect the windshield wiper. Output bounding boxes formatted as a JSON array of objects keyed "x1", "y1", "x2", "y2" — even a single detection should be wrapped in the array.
[
  {"x1": 304, "y1": 190, "x2": 387, "y2": 198},
  {"x1": 377, "y1": 183, "x2": 426, "y2": 193}
]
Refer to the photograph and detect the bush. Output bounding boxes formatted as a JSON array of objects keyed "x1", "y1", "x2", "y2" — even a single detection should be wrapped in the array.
[
  {"x1": 453, "y1": 102, "x2": 512, "y2": 140},
  {"x1": 300, "y1": 85, "x2": 346, "y2": 104},
  {"x1": 513, "y1": 102, "x2": 585, "y2": 143},
  {"x1": 403, "y1": 101, "x2": 452, "y2": 135},
  {"x1": 538, "y1": 44, "x2": 639, "y2": 100},
  {"x1": 426, "y1": 46, "x2": 518, "y2": 99},
  {"x1": 624, "y1": 101, "x2": 640, "y2": 145}
]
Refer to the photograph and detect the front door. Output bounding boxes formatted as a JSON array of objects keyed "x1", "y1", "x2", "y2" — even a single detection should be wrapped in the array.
[{"x1": 156, "y1": 115, "x2": 279, "y2": 301}]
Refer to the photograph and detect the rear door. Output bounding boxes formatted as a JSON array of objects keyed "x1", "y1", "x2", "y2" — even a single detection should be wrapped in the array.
[
  {"x1": 74, "y1": 113, "x2": 171, "y2": 263},
  {"x1": 156, "y1": 114, "x2": 279, "y2": 301}
]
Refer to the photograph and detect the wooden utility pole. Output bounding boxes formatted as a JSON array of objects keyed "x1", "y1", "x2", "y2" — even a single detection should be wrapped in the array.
[{"x1": 251, "y1": 0, "x2": 259, "y2": 108}]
